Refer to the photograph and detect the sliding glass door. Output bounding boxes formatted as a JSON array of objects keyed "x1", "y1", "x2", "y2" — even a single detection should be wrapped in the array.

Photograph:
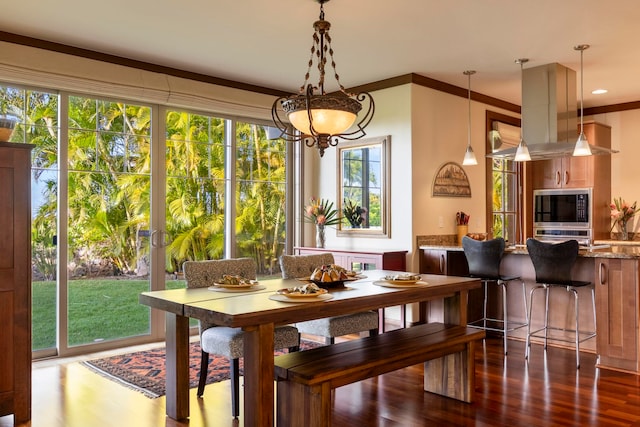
[{"x1": 2, "y1": 83, "x2": 289, "y2": 358}]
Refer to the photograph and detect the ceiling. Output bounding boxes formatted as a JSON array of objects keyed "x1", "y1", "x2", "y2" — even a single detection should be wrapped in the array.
[{"x1": 2, "y1": 0, "x2": 640, "y2": 109}]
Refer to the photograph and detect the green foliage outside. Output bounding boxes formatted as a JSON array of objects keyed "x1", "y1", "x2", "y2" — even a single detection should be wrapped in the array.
[{"x1": 2, "y1": 85, "x2": 288, "y2": 349}]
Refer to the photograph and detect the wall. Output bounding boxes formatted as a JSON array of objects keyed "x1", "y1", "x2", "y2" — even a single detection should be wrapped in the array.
[
  {"x1": 591, "y1": 110, "x2": 640, "y2": 234},
  {"x1": 304, "y1": 85, "x2": 413, "y2": 253},
  {"x1": 306, "y1": 82, "x2": 519, "y2": 273}
]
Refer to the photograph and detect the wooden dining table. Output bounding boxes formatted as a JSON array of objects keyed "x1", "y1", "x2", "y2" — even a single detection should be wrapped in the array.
[{"x1": 138, "y1": 269, "x2": 480, "y2": 426}]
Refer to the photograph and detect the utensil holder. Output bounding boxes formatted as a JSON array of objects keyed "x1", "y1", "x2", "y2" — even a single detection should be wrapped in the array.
[{"x1": 457, "y1": 225, "x2": 468, "y2": 245}]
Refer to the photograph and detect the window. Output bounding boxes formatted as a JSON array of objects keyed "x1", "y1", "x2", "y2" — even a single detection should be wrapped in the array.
[
  {"x1": 486, "y1": 111, "x2": 522, "y2": 244},
  {"x1": 1, "y1": 83, "x2": 290, "y2": 356}
]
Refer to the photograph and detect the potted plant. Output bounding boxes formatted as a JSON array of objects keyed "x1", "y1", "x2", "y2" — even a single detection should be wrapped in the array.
[{"x1": 0, "y1": 91, "x2": 18, "y2": 142}]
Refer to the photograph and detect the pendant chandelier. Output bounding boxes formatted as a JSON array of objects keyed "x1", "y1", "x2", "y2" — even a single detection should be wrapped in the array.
[
  {"x1": 462, "y1": 70, "x2": 478, "y2": 166},
  {"x1": 270, "y1": 0, "x2": 375, "y2": 157},
  {"x1": 514, "y1": 58, "x2": 531, "y2": 162},
  {"x1": 573, "y1": 44, "x2": 592, "y2": 156}
]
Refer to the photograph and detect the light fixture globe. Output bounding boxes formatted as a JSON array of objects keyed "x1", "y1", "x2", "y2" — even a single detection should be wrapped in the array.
[
  {"x1": 573, "y1": 44, "x2": 592, "y2": 157},
  {"x1": 270, "y1": 0, "x2": 375, "y2": 157},
  {"x1": 514, "y1": 138, "x2": 531, "y2": 161},
  {"x1": 514, "y1": 58, "x2": 531, "y2": 162},
  {"x1": 281, "y1": 91, "x2": 362, "y2": 135},
  {"x1": 461, "y1": 70, "x2": 478, "y2": 166}
]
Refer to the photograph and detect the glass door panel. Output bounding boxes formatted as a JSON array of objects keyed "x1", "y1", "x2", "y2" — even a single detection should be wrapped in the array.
[
  {"x1": 66, "y1": 96, "x2": 152, "y2": 346},
  {"x1": 234, "y1": 122, "x2": 286, "y2": 279}
]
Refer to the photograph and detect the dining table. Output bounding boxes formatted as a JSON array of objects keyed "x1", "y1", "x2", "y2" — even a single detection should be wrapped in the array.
[{"x1": 138, "y1": 269, "x2": 480, "y2": 426}]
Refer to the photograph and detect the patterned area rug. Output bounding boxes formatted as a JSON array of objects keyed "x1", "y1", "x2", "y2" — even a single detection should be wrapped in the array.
[{"x1": 82, "y1": 339, "x2": 320, "y2": 398}]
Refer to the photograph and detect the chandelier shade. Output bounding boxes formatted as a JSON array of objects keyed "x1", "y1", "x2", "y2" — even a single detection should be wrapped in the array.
[
  {"x1": 283, "y1": 92, "x2": 361, "y2": 136},
  {"x1": 270, "y1": 0, "x2": 374, "y2": 157}
]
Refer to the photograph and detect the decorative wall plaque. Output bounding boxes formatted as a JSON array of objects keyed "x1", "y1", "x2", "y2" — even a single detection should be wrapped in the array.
[{"x1": 432, "y1": 162, "x2": 471, "y2": 197}]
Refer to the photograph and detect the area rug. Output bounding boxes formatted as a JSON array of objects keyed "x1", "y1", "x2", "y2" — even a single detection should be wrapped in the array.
[{"x1": 81, "y1": 339, "x2": 320, "y2": 398}]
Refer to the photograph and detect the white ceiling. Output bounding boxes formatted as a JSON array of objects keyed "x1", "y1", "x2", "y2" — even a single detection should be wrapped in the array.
[{"x1": 2, "y1": 0, "x2": 640, "y2": 108}]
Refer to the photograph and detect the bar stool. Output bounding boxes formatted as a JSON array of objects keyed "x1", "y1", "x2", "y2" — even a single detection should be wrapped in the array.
[
  {"x1": 525, "y1": 238, "x2": 596, "y2": 368},
  {"x1": 462, "y1": 236, "x2": 528, "y2": 355}
]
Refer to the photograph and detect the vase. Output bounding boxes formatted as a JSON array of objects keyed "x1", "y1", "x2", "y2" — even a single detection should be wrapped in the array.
[
  {"x1": 315, "y1": 225, "x2": 326, "y2": 248},
  {"x1": 619, "y1": 220, "x2": 629, "y2": 241}
]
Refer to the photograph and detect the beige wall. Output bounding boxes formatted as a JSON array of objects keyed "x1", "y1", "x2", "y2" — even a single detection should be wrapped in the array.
[
  {"x1": 305, "y1": 85, "x2": 413, "y2": 253},
  {"x1": 592, "y1": 110, "x2": 640, "y2": 234}
]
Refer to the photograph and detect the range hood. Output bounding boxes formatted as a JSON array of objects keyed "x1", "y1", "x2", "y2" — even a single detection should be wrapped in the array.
[{"x1": 488, "y1": 63, "x2": 618, "y2": 160}]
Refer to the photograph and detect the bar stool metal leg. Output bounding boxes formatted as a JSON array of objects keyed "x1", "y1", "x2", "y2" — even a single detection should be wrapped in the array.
[{"x1": 500, "y1": 281, "x2": 508, "y2": 353}]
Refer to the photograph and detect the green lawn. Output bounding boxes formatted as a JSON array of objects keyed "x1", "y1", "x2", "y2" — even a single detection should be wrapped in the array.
[{"x1": 32, "y1": 279, "x2": 185, "y2": 350}]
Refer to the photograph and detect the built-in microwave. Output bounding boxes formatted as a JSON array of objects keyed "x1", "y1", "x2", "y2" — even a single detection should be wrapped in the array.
[{"x1": 533, "y1": 188, "x2": 592, "y2": 244}]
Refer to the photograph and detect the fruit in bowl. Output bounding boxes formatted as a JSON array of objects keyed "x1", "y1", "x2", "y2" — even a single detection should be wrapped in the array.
[
  {"x1": 307, "y1": 264, "x2": 355, "y2": 288},
  {"x1": 466, "y1": 233, "x2": 487, "y2": 241}
]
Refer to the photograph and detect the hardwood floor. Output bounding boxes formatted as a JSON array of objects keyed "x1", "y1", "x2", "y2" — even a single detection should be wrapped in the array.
[{"x1": 4, "y1": 336, "x2": 640, "y2": 426}]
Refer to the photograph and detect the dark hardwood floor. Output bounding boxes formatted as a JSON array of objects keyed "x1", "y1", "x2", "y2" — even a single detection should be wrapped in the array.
[{"x1": 4, "y1": 336, "x2": 640, "y2": 426}]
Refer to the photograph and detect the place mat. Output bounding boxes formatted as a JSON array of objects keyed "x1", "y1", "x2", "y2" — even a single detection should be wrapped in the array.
[
  {"x1": 372, "y1": 280, "x2": 430, "y2": 288},
  {"x1": 207, "y1": 284, "x2": 266, "y2": 293},
  {"x1": 269, "y1": 293, "x2": 334, "y2": 303}
]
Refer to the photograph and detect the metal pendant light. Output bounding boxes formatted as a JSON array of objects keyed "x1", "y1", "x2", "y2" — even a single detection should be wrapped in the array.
[
  {"x1": 270, "y1": 0, "x2": 375, "y2": 157},
  {"x1": 514, "y1": 58, "x2": 531, "y2": 162},
  {"x1": 462, "y1": 70, "x2": 478, "y2": 166},
  {"x1": 573, "y1": 44, "x2": 592, "y2": 156}
]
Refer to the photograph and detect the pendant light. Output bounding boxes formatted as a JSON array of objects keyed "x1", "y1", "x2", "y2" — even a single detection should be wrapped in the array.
[
  {"x1": 573, "y1": 44, "x2": 592, "y2": 156},
  {"x1": 270, "y1": 0, "x2": 375, "y2": 157},
  {"x1": 462, "y1": 70, "x2": 478, "y2": 166},
  {"x1": 514, "y1": 58, "x2": 531, "y2": 162}
]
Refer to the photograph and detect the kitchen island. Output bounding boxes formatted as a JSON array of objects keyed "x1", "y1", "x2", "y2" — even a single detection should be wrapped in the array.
[{"x1": 418, "y1": 240, "x2": 640, "y2": 373}]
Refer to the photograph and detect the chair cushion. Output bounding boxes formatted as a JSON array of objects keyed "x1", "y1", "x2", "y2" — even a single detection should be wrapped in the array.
[
  {"x1": 296, "y1": 310, "x2": 379, "y2": 338},
  {"x1": 200, "y1": 325, "x2": 300, "y2": 359}
]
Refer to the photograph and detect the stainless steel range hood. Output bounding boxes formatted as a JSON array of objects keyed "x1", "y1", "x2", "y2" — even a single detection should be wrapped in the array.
[{"x1": 488, "y1": 62, "x2": 618, "y2": 160}]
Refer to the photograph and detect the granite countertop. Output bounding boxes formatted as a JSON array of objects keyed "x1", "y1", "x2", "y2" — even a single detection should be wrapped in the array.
[{"x1": 418, "y1": 240, "x2": 640, "y2": 259}]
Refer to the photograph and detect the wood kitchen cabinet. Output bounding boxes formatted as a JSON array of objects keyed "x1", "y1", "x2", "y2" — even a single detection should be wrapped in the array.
[
  {"x1": 595, "y1": 257, "x2": 638, "y2": 373},
  {"x1": 0, "y1": 143, "x2": 33, "y2": 424},
  {"x1": 531, "y1": 121, "x2": 611, "y2": 189},
  {"x1": 419, "y1": 249, "x2": 469, "y2": 276},
  {"x1": 294, "y1": 247, "x2": 407, "y2": 272},
  {"x1": 531, "y1": 121, "x2": 612, "y2": 240}
]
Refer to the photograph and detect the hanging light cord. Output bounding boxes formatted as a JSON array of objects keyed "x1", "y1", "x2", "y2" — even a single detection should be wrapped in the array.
[
  {"x1": 579, "y1": 47, "x2": 585, "y2": 135},
  {"x1": 467, "y1": 72, "x2": 472, "y2": 146}
]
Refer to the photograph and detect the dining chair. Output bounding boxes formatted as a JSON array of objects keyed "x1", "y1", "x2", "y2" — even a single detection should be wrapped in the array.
[
  {"x1": 462, "y1": 236, "x2": 528, "y2": 355},
  {"x1": 279, "y1": 254, "x2": 379, "y2": 345},
  {"x1": 525, "y1": 238, "x2": 596, "y2": 368},
  {"x1": 183, "y1": 257, "x2": 300, "y2": 418}
]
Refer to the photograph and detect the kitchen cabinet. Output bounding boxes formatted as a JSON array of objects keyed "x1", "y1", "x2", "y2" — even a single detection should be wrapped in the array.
[
  {"x1": 531, "y1": 121, "x2": 611, "y2": 240},
  {"x1": 419, "y1": 249, "x2": 486, "y2": 323},
  {"x1": 0, "y1": 143, "x2": 32, "y2": 424},
  {"x1": 294, "y1": 247, "x2": 407, "y2": 272},
  {"x1": 419, "y1": 249, "x2": 469, "y2": 276},
  {"x1": 595, "y1": 257, "x2": 638, "y2": 372},
  {"x1": 531, "y1": 121, "x2": 611, "y2": 189}
]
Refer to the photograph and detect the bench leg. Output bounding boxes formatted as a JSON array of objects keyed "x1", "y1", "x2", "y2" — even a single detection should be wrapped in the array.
[
  {"x1": 277, "y1": 380, "x2": 331, "y2": 427},
  {"x1": 423, "y1": 340, "x2": 477, "y2": 403}
]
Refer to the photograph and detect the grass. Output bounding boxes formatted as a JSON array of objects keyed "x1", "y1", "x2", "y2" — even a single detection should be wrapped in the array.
[{"x1": 32, "y1": 279, "x2": 185, "y2": 350}]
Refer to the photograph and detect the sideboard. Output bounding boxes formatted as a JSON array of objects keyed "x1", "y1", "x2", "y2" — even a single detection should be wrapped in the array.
[{"x1": 293, "y1": 247, "x2": 408, "y2": 272}]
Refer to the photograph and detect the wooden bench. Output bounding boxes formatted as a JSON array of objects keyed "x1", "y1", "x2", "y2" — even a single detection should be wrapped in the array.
[{"x1": 274, "y1": 322, "x2": 485, "y2": 427}]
